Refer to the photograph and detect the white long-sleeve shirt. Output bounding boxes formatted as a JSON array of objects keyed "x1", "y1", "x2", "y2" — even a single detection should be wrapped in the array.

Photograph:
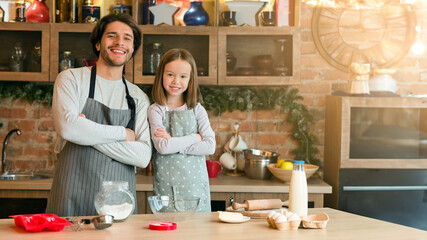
[
  {"x1": 52, "y1": 67, "x2": 152, "y2": 168},
  {"x1": 148, "y1": 103, "x2": 216, "y2": 155}
]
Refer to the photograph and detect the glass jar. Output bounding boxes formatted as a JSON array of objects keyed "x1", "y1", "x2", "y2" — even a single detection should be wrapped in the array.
[
  {"x1": 59, "y1": 51, "x2": 75, "y2": 72},
  {"x1": 9, "y1": 42, "x2": 25, "y2": 72},
  {"x1": 94, "y1": 181, "x2": 135, "y2": 222},
  {"x1": 26, "y1": 42, "x2": 41, "y2": 72},
  {"x1": 147, "y1": 42, "x2": 163, "y2": 75},
  {"x1": 274, "y1": 38, "x2": 288, "y2": 76}
]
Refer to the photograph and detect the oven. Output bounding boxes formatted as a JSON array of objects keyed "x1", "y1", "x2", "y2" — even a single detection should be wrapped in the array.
[{"x1": 338, "y1": 169, "x2": 427, "y2": 230}]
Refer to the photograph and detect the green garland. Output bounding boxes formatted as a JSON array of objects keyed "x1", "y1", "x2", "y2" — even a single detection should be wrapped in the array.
[{"x1": 0, "y1": 82, "x2": 320, "y2": 165}]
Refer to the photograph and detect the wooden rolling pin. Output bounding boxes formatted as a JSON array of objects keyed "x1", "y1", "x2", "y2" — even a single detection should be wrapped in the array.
[{"x1": 232, "y1": 199, "x2": 289, "y2": 211}]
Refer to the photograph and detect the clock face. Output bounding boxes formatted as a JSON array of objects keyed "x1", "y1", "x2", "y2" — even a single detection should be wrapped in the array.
[{"x1": 312, "y1": 0, "x2": 416, "y2": 72}]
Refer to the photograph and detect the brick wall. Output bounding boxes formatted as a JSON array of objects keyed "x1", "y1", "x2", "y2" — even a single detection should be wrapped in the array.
[
  {"x1": 0, "y1": 98, "x2": 56, "y2": 172},
  {"x1": 1, "y1": 3, "x2": 427, "y2": 173}
]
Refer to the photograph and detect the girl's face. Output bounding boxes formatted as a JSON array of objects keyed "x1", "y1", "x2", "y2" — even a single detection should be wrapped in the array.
[{"x1": 162, "y1": 59, "x2": 192, "y2": 100}]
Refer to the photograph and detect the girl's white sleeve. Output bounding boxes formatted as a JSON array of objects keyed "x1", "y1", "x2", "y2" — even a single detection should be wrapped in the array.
[
  {"x1": 148, "y1": 104, "x2": 200, "y2": 155},
  {"x1": 180, "y1": 104, "x2": 216, "y2": 155}
]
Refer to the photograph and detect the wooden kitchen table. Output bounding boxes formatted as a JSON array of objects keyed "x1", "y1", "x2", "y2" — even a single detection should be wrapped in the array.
[{"x1": 0, "y1": 208, "x2": 425, "y2": 240}]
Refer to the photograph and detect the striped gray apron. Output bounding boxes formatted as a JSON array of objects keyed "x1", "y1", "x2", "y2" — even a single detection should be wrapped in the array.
[
  {"x1": 153, "y1": 108, "x2": 211, "y2": 212},
  {"x1": 46, "y1": 65, "x2": 137, "y2": 217}
]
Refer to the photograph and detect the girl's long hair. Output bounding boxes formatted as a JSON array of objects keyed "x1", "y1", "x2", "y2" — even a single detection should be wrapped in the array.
[{"x1": 152, "y1": 48, "x2": 203, "y2": 109}]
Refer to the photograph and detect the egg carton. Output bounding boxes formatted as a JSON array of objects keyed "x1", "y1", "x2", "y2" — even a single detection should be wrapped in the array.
[{"x1": 266, "y1": 209, "x2": 329, "y2": 230}]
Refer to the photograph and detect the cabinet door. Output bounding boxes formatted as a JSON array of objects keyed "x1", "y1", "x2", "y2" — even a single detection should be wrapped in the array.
[
  {"x1": 325, "y1": 96, "x2": 427, "y2": 169},
  {"x1": 134, "y1": 25, "x2": 217, "y2": 85},
  {"x1": 218, "y1": 26, "x2": 300, "y2": 86},
  {"x1": 0, "y1": 22, "x2": 49, "y2": 81},
  {"x1": 50, "y1": 23, "x2": 133, "y2": 82}
]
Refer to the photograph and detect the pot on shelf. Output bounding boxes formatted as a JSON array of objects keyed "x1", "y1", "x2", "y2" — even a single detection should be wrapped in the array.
[{"x1": 243, "y1": 149, "x2": 279, "y2": 180}]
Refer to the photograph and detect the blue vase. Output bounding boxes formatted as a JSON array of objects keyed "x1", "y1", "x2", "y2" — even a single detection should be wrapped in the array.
[{"x1": 183, "y1": 1, "x2": 209, "y2": 26}]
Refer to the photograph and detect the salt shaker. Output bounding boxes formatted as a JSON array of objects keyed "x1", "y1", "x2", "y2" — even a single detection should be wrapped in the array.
[{"x1": 94, "y1": 181, "x2": 135, "y2": 222}]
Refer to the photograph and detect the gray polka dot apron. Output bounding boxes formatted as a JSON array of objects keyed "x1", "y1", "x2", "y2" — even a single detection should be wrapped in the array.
[
  {"x1": 46, "y1": 65, "x2": 138, "y2": 217},
  {"x1": 153, "y1": 107, "x2": 211, "y2": 212}
]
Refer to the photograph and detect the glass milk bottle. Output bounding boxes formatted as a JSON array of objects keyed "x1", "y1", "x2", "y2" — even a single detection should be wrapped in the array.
[{"x1": 289, "y1": 160, "x2": 308, "y2": 217}]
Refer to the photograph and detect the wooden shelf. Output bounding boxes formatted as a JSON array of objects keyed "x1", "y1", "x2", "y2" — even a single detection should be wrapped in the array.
[
  {"x1": 218, "y1": 26, "x2": 300, "y2": 86},
  {"x1": 1, "y1": 22, "x2": 300, "y2": 85},
  {"x1": 134, "y1": 25, "x2": 217, "y2": 85},
  {"x1": 0, "y1": 22, "x2": 50, "y2": 82}
]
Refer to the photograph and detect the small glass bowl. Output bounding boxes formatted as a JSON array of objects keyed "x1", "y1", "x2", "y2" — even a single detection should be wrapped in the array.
[{"x1": 148, "y1": 195, "x2": 200, "y2": 221}]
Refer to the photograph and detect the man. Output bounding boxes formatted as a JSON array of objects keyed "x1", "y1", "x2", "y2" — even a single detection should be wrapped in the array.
[{"x1": 46, "y1": 14, "x2": 151, "y2": 217}]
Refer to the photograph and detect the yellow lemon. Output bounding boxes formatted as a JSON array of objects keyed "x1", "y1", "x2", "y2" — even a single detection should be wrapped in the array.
[
  {"x1": 276, "y1": 159, "x2": 285, "y2": 168},
  {"x1": 279, "y1": 161, "x2": 293, "y2": 170}
]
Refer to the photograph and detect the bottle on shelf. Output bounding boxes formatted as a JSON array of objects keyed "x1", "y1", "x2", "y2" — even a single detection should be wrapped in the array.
[
  {"x1": 69, "y1": 0, "x2": 78, "y2": 23},
  {"x1": 0, "y1": 6, "x2": 5, "y2": 22},
  {"x1": 146, "y1": 42, "x2": 163, "y2": 75},
  {"x1": 288, "y1": 160, "x2": 308, "y2": 217},
  {"x1": 82, "y1": 0, "x2": 100, "y2": 23},
  {"x1": 273, "y1": 38, "x2": 289, "y2": 76},
  {"x1": 140, "y1": 0, "x2": 155, "y2": 25},
  {"x1": 26, "y1": 0, "x2": 50, "y2": 23},
  {"x1": 26, "y1": 42, "x2": 41, "y2": 72},
  {"x1": 113, "y1": 0, "x2": 132, "y2": 15},
  {"x1": 56, "y1": 0, "x2": 70, "y2": 23},
  {"x1": 183, "y1": 1, "x2": 209, "y2": 26},
  {"x1": 59, "y1": 51, "x2": 75, "y2": 72},
  {"x1": 9, "y1": 42, "x2": 25, "y2": 72},
  {"x1": 15, "y1": 0, "x2": 27, "y2": 22}
]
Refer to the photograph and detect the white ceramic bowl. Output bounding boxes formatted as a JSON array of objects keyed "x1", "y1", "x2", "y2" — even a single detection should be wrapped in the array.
[{"x1": 369, "y1": 74, "x2": 398, "y2": 93}]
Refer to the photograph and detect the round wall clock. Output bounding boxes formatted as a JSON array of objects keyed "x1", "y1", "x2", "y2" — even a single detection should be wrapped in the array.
[{"x1": 312, "y1": 0, "x2": 416, "y2": 72}]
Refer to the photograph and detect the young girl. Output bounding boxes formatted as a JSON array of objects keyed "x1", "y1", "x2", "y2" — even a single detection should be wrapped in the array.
[{"x1": 148, "y1": 48, "x2": 216, "y2": 212}]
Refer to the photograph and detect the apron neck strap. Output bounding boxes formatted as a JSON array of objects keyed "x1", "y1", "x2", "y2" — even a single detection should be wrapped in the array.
[{"x1": 89, "y1": 65, "x2": 136, "y2": 130}]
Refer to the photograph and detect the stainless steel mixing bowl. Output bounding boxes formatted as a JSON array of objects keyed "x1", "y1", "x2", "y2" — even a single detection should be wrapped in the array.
[{"x1": 243, "y1": 149, "x2": 279, "y2": 180}]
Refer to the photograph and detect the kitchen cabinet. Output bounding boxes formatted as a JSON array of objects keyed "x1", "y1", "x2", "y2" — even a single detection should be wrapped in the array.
[
  {"x1": 49, "y1": 23, "x2": 133, "y2": 82},
  {"x1": 0, "y1": 22, "x2": 49, "y2": 81},
  {"x1": 0, "y1": 1, "x2": 300, "y2": 85},
  {"x1": 134, "y1": 25, "x2": 217, "y2": 85},
  {"x1": 325, "y1": 95, "x2": 427, "y2": 207},
  {"x1": 324, "y1": 95, "x2": 427, "y2": 230},
  {"x1": 325, "y1": 95, "x2": 427, "y2": 171},
  {"x1": 218, "y1": 26, "x2": 300, "y2": 85}
]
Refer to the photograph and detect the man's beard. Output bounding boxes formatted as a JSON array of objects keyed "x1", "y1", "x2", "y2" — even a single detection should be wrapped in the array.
[{"x1": 99, "y1": 48, "x2": 132, "y2": 67}]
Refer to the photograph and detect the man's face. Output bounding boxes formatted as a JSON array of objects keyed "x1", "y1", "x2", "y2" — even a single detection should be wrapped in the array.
[{"x1": 96, "y1": 21, "x2": 134, "y2": 67}]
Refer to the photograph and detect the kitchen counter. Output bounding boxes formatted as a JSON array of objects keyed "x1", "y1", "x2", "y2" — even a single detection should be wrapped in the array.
[
  {"x1": 0, "y1": 174, "x2": 332, "y2": 213},
  {"x1": 0, "y1": 174, "x2": 331, "y2": 192},
  {"x1": 0, "y1": 208, "x2": 425, "y2": 239}
]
